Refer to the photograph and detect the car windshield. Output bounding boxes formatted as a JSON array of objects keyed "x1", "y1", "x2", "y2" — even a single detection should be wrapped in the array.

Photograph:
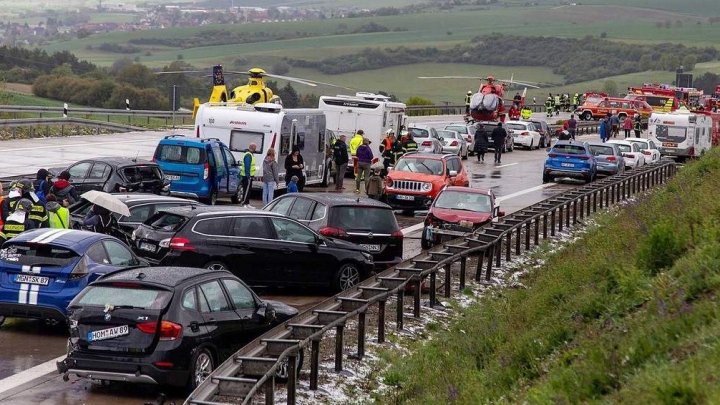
[
  {"x1": 445, "y1": 125, "x2": 467, "y2": 133},
  {"x1": 154, "y1": 145, "x2": 207, "y2": 164},
  {"x1": 0, "y1": 243, "x2": 79, "y2": 267},
  {"x1": 655, "y1": 125, "x2": 687, "y2": 143},
  {"x1": 146, "y1": 212, "x2": 187, "y2": 232},
  {"x1": 75, "y1": 285, "x2": 171, "y2": 310},
  {"x1": 613, "y1": 143, "x2": 631, "y2": 153},
  {"x1": 506, "y1": 123, "x2": 526, "y2": 131},
  {"x1": 395, "y1": 158, "x2": 444, "y2": 175},
  {"x1": 630, "y1": 141, "x2": 649, "y2": 150},
  {"x1": 552, "y1": 144, "x2": 587, "y2": 155},
  {"x1": 409, "y1": 128, "x2": 429, "y2": 138},
  {"x1": 589, "y1": 145, "x2": 615, "y2": 156},
  {"x1": 530, "y1": 122, "x2": 546, "y2": 132},
  {"x1": 330, "y1": 206, "x2": 399, "y2": 234},
  {"x1": 438, "y1": 131, "x2": 455, "y2": 139},
  {"x1": 435, "y1": 191, "x2": 492, "y2": 213}
]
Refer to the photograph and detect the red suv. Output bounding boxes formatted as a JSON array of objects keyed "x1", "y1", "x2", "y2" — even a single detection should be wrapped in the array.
[{"x1": 384, "y1": 153, "x2": 469, "y2": 211}]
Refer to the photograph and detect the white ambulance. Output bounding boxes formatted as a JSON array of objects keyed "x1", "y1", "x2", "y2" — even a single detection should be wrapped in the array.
[
  {"x1": 319, "y1": 92, "x2": 406, "y2": 157},
  {"x1": 194, "y1": 102, "x2": 331, "y2": 189},
  {"x1": 648, "y1": 108, "x2": 712, "y2": 160}
]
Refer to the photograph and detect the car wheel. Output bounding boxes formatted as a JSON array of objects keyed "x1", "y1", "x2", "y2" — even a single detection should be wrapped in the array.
[
  {"x1": 202, "y1": 189, "x2": 218, "y2": 205},
  {"x1": 582, "y1": 111, "x2": 593, "y2": 121},
  {"x1": 275, "y1": 349, "x2": 304, "y2": 382},
  {"x1": 528, "y1": 139, "x2": 534, "y2": 150},
  {"x1": 542, "y1": 173, "x2": 552, "y2": 184},
  {"x1": 420, "y1": 227, "x2": 433, "y2": 250},
  {"x1": 333, "y1": 262, "x2": 361, "y2": 291},
  {"x1": 230, "y1": 186, "x2": 243, "y2": 204},
  {"x1": 509, "y1": 142, "x2": 514, "y2": 152},
  {"x1": 0, "y1": 316, "x2": 5, "y2": 327},
  {"x1": 204, "y1": 261, "x2": 229, "y2": 271},
  {"x1": 187, "y1": 348, "x2": 214, "y2": 391},
  {"x1": 320, "y1": 161, "x2": 330, "y2": 187}
]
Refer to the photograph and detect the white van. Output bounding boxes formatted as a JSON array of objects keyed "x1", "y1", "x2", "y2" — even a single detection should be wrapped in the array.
[
  {"x1": 319, "y1": 92, "x2": 406, "y2": 157},
  {"x1": 194, "y1": 102, "x2": 331, "y2": 189},
  {"x1": 648, "y1": 108, "x2": 712, "y2": 160}
]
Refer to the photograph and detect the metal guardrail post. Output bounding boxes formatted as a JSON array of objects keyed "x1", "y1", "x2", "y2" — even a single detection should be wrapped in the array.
[
  {"x1": 335, "y1": 325, "x2": 344, "y2": 372},
  {"x1": 485, "y1": 244, "x2": 494, "y2": 282},
  {"x1": 525, "y1": 222, "x2": 531, "y2": 250},
  {"x1": 396, "y1": 290, "x2": 404, "y2": 331},
  {"x1": 414, "y1": 278, "x2": 421, "y2": 318},
  {"x1": 429, "y1": 272, "x2": 437, "y2": 307},
  {"x1": 310, "y1": 339, "x2": 320, "y2": 390},
  {"x1": 475, "y1": 253, "x2": 483, "y2": 282},
  {"x1": 459, "y1": 257, "x2": 467, "y2": 290},
  {"x1": 558, "y1": 205, "x2": 564, "y2": 232},
  {"x1": 287, "y1": 353, "x2": 297, "y2": 405},
  {"x1": 444, "y1": 264, "x2": 452, "y2": 298},
  {"x1": 572, "y1": 200, "x2": 578, "y2": 224},
  {"x1": 495, "y1": 239, "x2": 501, "y2": 266},
  {"x1": 505, "y1": 233, "x2": 512, "y2": 262},
  {"x1": 264, "y1": 377, "x2": 274, "y2": 405},
  {"x1": 357, "y1": 311, "x2": 366, "y2": 359},
  {"x1": 543, "y1": 213, "x2": 548, "y2": 239},
  {"x1": 565, "y1": 202, "x2": 571, "y2": 228},
  {"x1": 377, "y1": 300, "x2": 386, "y2": 343},
  {"x1": 534, "y1": 217, "x2": 540, "y2": 245},
  {"x1": 550, "y1": 210, "x2": 556, "y2": 236}
]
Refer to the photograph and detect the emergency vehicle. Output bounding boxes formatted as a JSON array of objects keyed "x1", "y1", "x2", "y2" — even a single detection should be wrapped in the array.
[
  {"x1": 575, "y1": 96, "x2": 653, "y2": 121},
  {"x1": 319, "y1": 92, "x2": 406, "y2": 157},
  {"x1": 194, "y1": 102, "x2": 331, "y2": 189},
  {"x1": 648, "y1": 108, "x2": 713, "y2": 160}
]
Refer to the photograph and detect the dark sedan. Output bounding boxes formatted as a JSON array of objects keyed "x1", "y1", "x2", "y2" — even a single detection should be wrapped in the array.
[
  {"x1": 58, "y1": 267, "x2": 297, "y2": 390},
  {"x1": 57, "y1": 157, "x2": 169, "y2": 195},
  {"x1": 131, "y1": 206, "x2": 374, "y2": 291}
]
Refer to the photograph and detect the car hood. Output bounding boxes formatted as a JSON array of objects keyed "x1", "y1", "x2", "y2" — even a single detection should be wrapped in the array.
[
  {"x1": 388, "y1": 171, "x2": 444, "y2": 182},
  {"x1": 432, "y1": 207, "x2": 492, "y2": 224}
]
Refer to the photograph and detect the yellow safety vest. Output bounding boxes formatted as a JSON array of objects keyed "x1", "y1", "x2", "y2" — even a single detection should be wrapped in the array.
[
  {"x1": 1, "y1": 222, "x2": 26, "y2": 241},
  {"x1": 349, "y1": 135, "x2": 363, "y2": 156},
  {"x1": 48, "y1": 207, "x2": 70, "y2": 229},
  {"x1": 521, "y1": 108, "x2": 532, "y2": 120},
  {"x1": 241, "y1": 151, "x2": 257, "y2": 176},
  {"x1": 465, "y1": 95, "x2": 471, "y2": 105}
]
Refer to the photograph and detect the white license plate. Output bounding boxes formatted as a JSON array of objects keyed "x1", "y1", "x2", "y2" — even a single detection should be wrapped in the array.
[
  {"x1": 396, "y1": 195, "x2": 414, "y2": 201},
  {"x1": 15, "y1": 274, "x2": 50, "y2": 285},
  {"x1": 561, "y1": 163, "x2": 575, "y2": 167},
  {"x1": 88, "y1": 325, "x2": 129, "y2": 342},
  {"x1": 165, "y1": 175, "x2": 181, "y2": 181},
  {"x1": 139, "y1": 242, "x2": 156, "y2": 253},
  {"x1": 360, "y1": 244, "x2": 381, "y2": 252}
]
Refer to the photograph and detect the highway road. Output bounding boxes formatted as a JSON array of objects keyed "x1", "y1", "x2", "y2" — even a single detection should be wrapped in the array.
[{"x1": 0, "y1": 113, "x2": 587, "y2": 404}]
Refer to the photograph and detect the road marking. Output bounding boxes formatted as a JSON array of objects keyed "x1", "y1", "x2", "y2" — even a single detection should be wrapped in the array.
[
  {"x1": 0, "y1": 355, "x2": 66, "y2": 397},
  {"x1": 495, "y1": 163, "x2": 518, "y2": 168}
]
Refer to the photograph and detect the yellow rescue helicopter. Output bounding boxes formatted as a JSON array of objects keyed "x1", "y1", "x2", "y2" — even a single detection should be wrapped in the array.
[{"x1": 159, "y1": 65, "x2": 348, "y2": 118}]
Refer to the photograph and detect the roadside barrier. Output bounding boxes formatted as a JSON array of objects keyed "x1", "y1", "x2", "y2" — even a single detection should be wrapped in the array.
[{"x1": 185, "y1": 161, "x2": 677, "y2": 405}]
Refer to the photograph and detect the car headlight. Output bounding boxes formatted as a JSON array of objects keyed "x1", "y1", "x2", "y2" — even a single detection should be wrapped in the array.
[
  {"x1": 362, "y1": 252, "x2": 373, "y2": 261},
  {"x1": 421, "y1": 182, "x2": 432, "y2": 191}
]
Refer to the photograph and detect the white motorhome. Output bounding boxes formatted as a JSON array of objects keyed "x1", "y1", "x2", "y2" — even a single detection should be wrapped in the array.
[
  {"x1": 319, "y1": 92, "x2": 406, "y2": 157},
  {"x1": 195, "y1": 102, "x2": 331, "y2": 189},
  {"x1": 648, "y1": 108, "x2": 712, "y2": 160}
]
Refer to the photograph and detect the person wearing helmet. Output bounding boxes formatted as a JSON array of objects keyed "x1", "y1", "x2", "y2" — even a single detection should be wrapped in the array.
[
  {"x1": 2, "y1": 179, "x2": 48, "y2": 228},
  {"x1": 465, "y1": 91, "x2": 473, "y2": 115},
  {"x1": 0, "y1": 198, "x2": 36, "y2": 244},
  {"x1": 380, "y1": 129, "x2": 396, "y2": 175}
]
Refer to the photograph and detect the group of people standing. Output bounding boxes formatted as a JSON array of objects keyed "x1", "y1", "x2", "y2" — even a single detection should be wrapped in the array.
[
  {"x1": 598, "y1": 113, "x2": 642, "y2": 142},
  {"x1": 472, "y1": 122, "x2": 508, "y2": 165},
  {"x1": 545, "y1": 93, "x2": 581, "y2": 117},
  {"x1": 260, "y1": 145, "x2": 305, "y2": 205}
]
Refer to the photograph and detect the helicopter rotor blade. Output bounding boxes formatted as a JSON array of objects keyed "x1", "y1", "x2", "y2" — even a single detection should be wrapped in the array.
[
  {"x1": 265, "y1": 73, "x2": 352, "y2": 89},
  {"x1": 155, "y1": 70, "x2": 204, "y2": 75},
  {"x1": 417, "y1": 76, "x2": 486, "y2": 79}
]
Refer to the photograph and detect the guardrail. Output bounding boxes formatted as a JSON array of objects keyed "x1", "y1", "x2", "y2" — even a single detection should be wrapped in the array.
[
  {"x1": 0, "y1": 105, "x2": 193, "y2": 127},
  {"x1": 0, "y1": 117, "x2": 147, "y2": 135},
  {"x1": 185, "y1": 160, "x2": 677, "y2": 405}
]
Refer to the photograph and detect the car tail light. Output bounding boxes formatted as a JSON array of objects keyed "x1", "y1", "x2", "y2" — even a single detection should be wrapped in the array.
[
  {"x1": 391, "y1": 229, "x2": 404, "y2": 240},
  {"x1": 626, "y1": 154, "x2": 635, "y2": 159},
  {"x1": 450, "y1": 140, "x2": 458, "y2": 146},
  {"x1": 319, "y1": 227, "x2": 347, "y2": 238},
  {"x1": 606, "y1": 156, "x2": 617, "y2": 162},
  {"x1": 578, "y1": 156, "x2": 590, "y2": 160},
  {"x1": 153, "y1": 361, "x2": 175, "y2": 368},
  {"x1": 137, "y1": 321, "x2": 182, "y2": 340},
  {"x1": 160, "y1": 237, "x2": 195, "y2": 251},
  {"x1": 422, "y1": 141, "x2": 432, "y2": 146},
  {"x1": 69, "y1": 256, "x2": 89, "y2": 280},
  {"x1": 465, "y1": 136, "x2": 472, "y2": 142},
  {"x1": 520, "y1": 131, "x2": 529, "y2": 136},
  {"x1": 548, "y1": 153, "x2": 558, "y2": 158},
  {"x1": 688, "y1": 147, "x2": 695, "y2": 156},
  {"x1": 642, "y1": 150, "x2": 651, "y2": 155},
  {"x1": 203, "y1": 162, "x2": 209, "y2": 180}
]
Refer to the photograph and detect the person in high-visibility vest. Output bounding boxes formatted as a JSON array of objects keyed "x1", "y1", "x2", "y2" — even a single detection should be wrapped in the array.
[
  {"x1": 380, "y1": 129, "x2": 396, "y2": 175},
  {"x1": 46, "y1": 194, "x2": 69, "y2": 229},
  {"x1": 572, "y1": 93, "x2": 580, "y2": 110},
  {"x1": 240, "y1": 143, "x2": 257, "y2": 206},
  {"x1": 0, "y1": 198, "x2": 35, "y2": 245},
  {"x1": 465, "y1": 91, "x2": 472, "y2": 115},
  {"x1": 545, "y1": 96, "x2": 554, "y2": 118},
  {"x1": 554, "y1": 94, "x2": 561, "y2": 116},
  {"x1": 349, "y1": 130, "x2": 365, "y2": 177},
  {"x1": 520, "y1": 106, "x2": 532, "y2": 120}
]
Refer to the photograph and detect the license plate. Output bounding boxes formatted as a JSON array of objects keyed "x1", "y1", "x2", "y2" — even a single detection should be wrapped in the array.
[
  {"x1": 15, "y1": 274, "x2": 50, "y2": 285},
  {"x1": 561, "y1": 163, "x2": 575, "y2": 167},
  {"x1": 87, "y1": 325, "x2": 129, "y2": 342},
  {"x1": 396, "y1": 195, "x2": 414, "y2": 201},
  {"x1": 139, "y1": 242, "x2": 156, "y2": 253},
  {"x1": 165, "y1": 175, "x2": 181, "y2": 181},
  {"x1": 662, "y1": 142, "x2": 677, "y2": 148},
  {"x1": 360, "y1": 244, "x2": 381, "y2": 252}
]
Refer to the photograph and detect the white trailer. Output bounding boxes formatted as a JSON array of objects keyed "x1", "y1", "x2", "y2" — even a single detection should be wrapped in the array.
[
  {"x1": 648, "y1": 108, "x2": 712, "y2": 160},
  {"x1": 195, "y1": 102, "x2": 331, "y2": 189},
  {"x1": 319, "y1": 92, "x2": 406, "y2": 157}
]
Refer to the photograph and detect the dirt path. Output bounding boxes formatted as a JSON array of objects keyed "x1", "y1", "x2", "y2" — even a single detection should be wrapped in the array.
[{"x1": 3, "y1": 83, "x2": 32, "y2": 94}]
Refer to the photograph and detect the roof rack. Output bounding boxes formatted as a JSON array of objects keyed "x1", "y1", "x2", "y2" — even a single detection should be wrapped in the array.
[
  {"x1": 200, "y1": 137, "x2": 221, "y2": 143},
  {"x1": 163, "y1": 134, "x2": 186, "y2": 139}
]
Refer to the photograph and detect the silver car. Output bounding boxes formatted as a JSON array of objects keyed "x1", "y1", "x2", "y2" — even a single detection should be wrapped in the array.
[
  {"x1": 587, "y1": 142, "x2": 626, "y2": 176},
  {"x1": 438, "y1": 129, "x2": 468, "y2": 159},
  {"x1": 407, "y1": 125, "x2": 443, "y2": 154},
  {"x1": 444, "y1": 123, "x2": 476, "y2": 151}
]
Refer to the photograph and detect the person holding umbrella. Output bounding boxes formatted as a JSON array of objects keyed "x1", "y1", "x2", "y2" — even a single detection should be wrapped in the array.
[
  {"x1": 83, "y1": 204, "x2": 114, "y2": 234},
  {"x1": 79, "y1": 190, "x2": 131, "y2": 235}
]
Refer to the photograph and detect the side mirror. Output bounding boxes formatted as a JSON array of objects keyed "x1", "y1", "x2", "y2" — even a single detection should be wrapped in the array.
[
  {"x1": 387, "y1": 165, "x2": 394, "y2": 171},
  {"x1": 256, "y1": 302, "x2": 277, "y2": 324},
  {"x1": 449, "y1": 170, "x2": 458, "y2": 177},
  {"x1": 546, "y1": 147, "x2": 551, "y2": 152}
]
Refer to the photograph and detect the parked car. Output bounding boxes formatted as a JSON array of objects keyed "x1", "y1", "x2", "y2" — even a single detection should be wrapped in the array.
[
  {"x1": 587, "y1": 142, "x2": 626, "y2": 176},
  {"x1": 505, "y1": 120, "x2": 542, "y2": 150},
  {"x1": 607, "y1": 140, "x2": 647, "y2": 169},
  {"x1": 0, "y1": 229, "x2": 144, "y2": 327},
  {"x1": 153, "y1": 135, "x2": 243, "y2": 205},
  {"x1": 264, "y1": 193, "x2": 403, "y2": 270},
  {"x1": 69, "y1": 193, "x2": 201, "y2": 244},
  {"x1": 384, "y1": 153, "x2": 470, "y2": 211},
  {"x1": 57, "y1": 157, "x2": 169, "y2": 195},
  {"x1": 527, "y1": 119, "x2": 552, "y2": 148},
  {"x1": 543, "y1": 140, "x2": 598, "y2": 183},
  {"x1": 406, "y1": 125, "x2": 443, "y2": 154},
  {"x1": 421, "y1": 187, "x2": 505, "y2": 249},
  {"x1": 444, "y1": 123, "x2": 476, "y2": 152},
  {"x1": 438, "y1": 129, "x2": 468, "y2": 159},
  {"x1": 575, "y1": 97, "x2": 653, "y2": 121},
  {"x1": 625, "y1": 137, "x2": 661, "y2": 164},
  {"x1": 58, "y1": 266, "x2": 298, "y2": 390},
  {"x1": 131, "y1": 206, "x2": 374, "y2": 291},
  {"x1": 475, "y1": 121, "x2": 514, "y2": 152}
]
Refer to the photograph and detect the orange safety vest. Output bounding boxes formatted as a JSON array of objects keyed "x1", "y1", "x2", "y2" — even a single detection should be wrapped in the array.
[{"x1": 383, "y1": 136, "x2": 393, "y2": 151}]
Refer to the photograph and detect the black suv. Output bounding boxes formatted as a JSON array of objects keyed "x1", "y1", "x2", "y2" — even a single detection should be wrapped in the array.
[
  {"x1": 58, "y1": 267, "x2": 297, "y2": 390},
  {"x1": 264, "y1": 193, "x2": 403, "y2": 270},
  {"x1": 131, "y1": 206, "x2": 374, "y2": 291},
  {"x1": 57, "y1": 157, "x2": 169, "y2": 195},
  {"x1": 476, "y1": 121, "x2": 514, "y2": 152}
]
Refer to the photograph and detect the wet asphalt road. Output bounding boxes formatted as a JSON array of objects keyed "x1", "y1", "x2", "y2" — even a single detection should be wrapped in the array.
[{"x1": 0, "y1": 114, "x2": 587, "y2": 404}]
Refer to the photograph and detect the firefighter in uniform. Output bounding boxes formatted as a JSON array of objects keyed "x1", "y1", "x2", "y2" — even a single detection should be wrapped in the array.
[
  {"x1": 554, "y1": 94, "x2": 561, "y2": 116},
  {"x1": 403, "y1": 132, "x2": 418, "y2": 152},
  {"x1": 465, "y1": 91, "x2": 472, "y2": 115},
  {"x1": 391, "y1": 136, "x2": 406, "y2": 165},
  {"x1": 1, "y1": 179, "x2": 48, "y2": 228},
  {"x1": 380, "y1": 129, "x2": 396, "y2": 175},
  {"x1": 545, "y1": 96, "x2": 554, "y2": 118},
  {"x1": 0, "y1": 198, "x2": 35, "y2": 244},
  {"x1": 572, "y1": 93, "x2": 580, "y2": 111}
]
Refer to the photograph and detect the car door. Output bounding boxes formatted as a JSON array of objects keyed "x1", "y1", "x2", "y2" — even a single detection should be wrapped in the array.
[
  {"x1": 285, "y1": 197, "x2": 315, "y2": 225},
  {"x1": 84, "y1": 162, "x2": 112, "y2": 192},
  {"x1": 220, "y1": 278, "x2": 266, "y2": 344},
  {"x1": 211, "y1": 145, "x2": 229, "y2": 194},
  {"x1": 225, "y1": 216, "x2": 279, "y2": 285},
  {"x1": 222, "y1": 145, "x2": 240, "y2": 194},
  {"x1": 264, "y1": 195, "x2": 296, "y2": 215},
  {"x1": 197, "y1": 279, "x2": 244, "y2": 359},
  {"x1": 66, "y1": 161, "x2": 93, "y2": 193},
  {"x1": 269, "y1": 217, "x2": 332, "y2": 286},
  {"x1": 84, "y1": 241, "x2": 127, "y2": 282}
]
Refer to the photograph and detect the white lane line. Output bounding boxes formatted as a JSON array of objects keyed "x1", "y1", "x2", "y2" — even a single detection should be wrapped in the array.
[
  {"x1": 0, "y1": 355, "x2": 66, "y2": 396},
  {"x1": 495, "y1": 163, "x2": 518, "y2": 168},
  {"x1": 401, "y1": 183, "x2": 556, "y2": 236}
]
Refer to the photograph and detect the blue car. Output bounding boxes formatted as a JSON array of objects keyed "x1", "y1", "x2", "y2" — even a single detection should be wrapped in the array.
[
  {"x1": 153, "y1": 135, "x2": 242, "y2": 205},
  {"x1": 543, "y1": 140, "x2": 598, "y2": 184},
  {"x1": 0, "y1": 229, "x2": 144, "y2": 326}
]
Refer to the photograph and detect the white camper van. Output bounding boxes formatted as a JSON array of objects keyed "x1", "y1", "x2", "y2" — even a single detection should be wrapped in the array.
[
  {"x1": 648, "y1": 108, "x2": 712, "y2": 160},
  {"x1": 195, "y1": 102, "x2": 331, "y2": 189},
  {"x1": 319, "y1": 92, "x2": 406, "y2": 157}
]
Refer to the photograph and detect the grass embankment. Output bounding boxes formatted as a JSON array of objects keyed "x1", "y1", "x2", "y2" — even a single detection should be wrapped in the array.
[{"x1": 382, "y1": 151, "x2": 720, "y2": 404}]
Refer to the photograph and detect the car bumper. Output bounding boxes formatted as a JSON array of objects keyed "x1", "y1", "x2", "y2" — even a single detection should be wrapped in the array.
[
  {"x1": 513, "y1": 137, "x2": 532, "y2": 147},
  {"x1": 0, "y1": 302, "x2": 67, "y2": 322},
  {"x1": 385, "y1": 193, "x2": 433, "y2": 209},
  {"x1": 544, "y1": 168, "x2": 592, "y2": 178},
  {"x1": 58, "y1": 352, "x2": 189, "y2": 387},
  {"x1": 659, "y1": 147, "x2": 692, "y2": 157},
  {"x1": 597, "y1": 163, "x2": 621, "y2": 175},
  {"x1": 441, "y1": 146, "x2": 461, "y2": 155}
]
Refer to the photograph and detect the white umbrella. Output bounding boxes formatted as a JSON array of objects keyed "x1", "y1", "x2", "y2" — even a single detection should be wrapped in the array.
[{"x1": 80, "y1": 190, "x2": 131, "y2": 217}]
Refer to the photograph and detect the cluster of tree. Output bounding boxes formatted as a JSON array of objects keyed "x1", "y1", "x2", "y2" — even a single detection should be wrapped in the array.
[
  {"x1": 693, "y1": 72, "x2": 720, "y2": 95},
  {"x1": 91, "y1": 43, "x2": 142, "y2": 54},
  {"x1": 0, "y1": 46, "x2": 95, "y2": 84},
  {"x1": 286, "y1": 34, "x2": 718, "y2": 84},
  {"x1": 127, "y1": 29, "x2": 318, "y2": 49}
]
